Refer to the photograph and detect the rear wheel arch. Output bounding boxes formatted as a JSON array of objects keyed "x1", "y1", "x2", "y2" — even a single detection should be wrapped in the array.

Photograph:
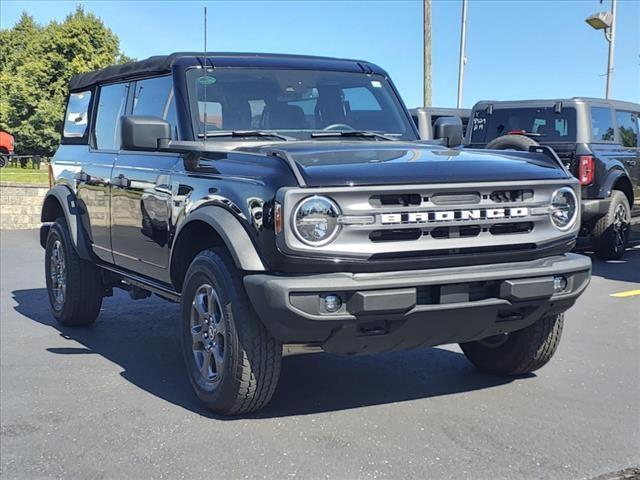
[
  {"x1": 599, "y1": 170, "x2": 634, "y2": 205},
  {"x1": 40, "y1": 186, "x2": 93, "y2": 260},
  {"x1": 611, "y1": 175, "x2": 634, "y2": 206}
]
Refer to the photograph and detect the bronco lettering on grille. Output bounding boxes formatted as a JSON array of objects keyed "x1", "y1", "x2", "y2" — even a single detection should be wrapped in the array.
[{"x1": 380, "y1": 207, "x2": 529, "y2": 225}]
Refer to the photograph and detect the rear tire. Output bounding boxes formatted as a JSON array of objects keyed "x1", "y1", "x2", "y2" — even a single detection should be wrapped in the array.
[
  {"x1": 460, "y1": 314, "x2": 564, "y2": 375},
  {"x1": 592, "y1": 190, "x2": 630, "y2": 260},
  {"x1": 45, "y1": 218, "x2": 103, "y2": 326},
  {"x1": 180, "y1": 249, "x2": 282, "y2": 415}
]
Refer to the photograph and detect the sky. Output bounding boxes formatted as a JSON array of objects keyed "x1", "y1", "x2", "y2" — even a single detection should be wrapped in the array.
[{"x1": 2, "y1": 0, "x2": 639, "y2": 108}]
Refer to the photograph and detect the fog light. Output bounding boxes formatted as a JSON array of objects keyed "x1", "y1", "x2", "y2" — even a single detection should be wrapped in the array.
[
  {"x1": 553, "y1": 276, "x2": 568, "y2": 293},
  {"x1": 323, "y1": 294, "x2": 342, "y2": 313}
]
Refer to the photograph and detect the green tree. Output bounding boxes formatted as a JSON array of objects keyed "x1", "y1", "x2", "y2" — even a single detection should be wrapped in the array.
[{"x1": 0, "y1": 6, "x2": 132, "y2": 157}]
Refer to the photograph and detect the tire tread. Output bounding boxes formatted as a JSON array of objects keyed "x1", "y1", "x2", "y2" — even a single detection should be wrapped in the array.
[{"x1": 46, "y1": 218, "x2": 102, "y2": 326}]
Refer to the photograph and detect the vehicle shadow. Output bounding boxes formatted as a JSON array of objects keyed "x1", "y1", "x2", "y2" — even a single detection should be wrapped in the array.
[
  {"x1": 12, "y1": 288, "x2": 516, "y2": 420},
  {"x1": 578, "y1": 236, "x2": 640, "y2": 284}
]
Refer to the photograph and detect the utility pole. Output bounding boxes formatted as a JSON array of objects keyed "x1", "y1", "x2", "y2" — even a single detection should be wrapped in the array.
[
  {"x1": 605, "y1": 0, "x2": 616, "y2": 99},
  {"x1": 423, "y1": 0, "x2": 432, "y2": 107},
  {"x1": 585, "y1": 0, "x2": 617, "y2": 99},
  {"x1": 456, "y1": 0, "x2": 468, "y2": 108}
]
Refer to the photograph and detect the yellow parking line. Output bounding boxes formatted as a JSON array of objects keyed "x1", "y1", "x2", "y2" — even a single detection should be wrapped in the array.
[{"x1": 610, "y1": 289, "x2": 640, "y2": 298}]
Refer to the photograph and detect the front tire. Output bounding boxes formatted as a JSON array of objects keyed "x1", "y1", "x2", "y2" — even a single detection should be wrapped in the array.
[
  {"x1": 180, "y1": 249, "x2": 282, "y2": 415},
  {"x1": 45, "y1": 218, "x2": 103, "y2": 326},
  {"x1": 592, "y1": 190, "x2": 630, "y2": 260},
  {"x1": 460, "y1": 314, "x2": 564, "y2": 375}
]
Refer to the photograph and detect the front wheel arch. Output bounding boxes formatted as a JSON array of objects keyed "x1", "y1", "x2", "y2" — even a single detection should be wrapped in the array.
[{"x1": 169, "y1": 207, "x2": 266, "y2": 292}]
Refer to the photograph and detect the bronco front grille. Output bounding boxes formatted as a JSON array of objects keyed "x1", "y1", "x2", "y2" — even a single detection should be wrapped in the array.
[{"x1": 278, "y1": 180, "x2": 579, "y2": 259}]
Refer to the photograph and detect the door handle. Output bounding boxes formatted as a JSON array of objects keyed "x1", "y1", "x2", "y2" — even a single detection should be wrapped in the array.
[{"x1": 112, "y1": 174, "x2": 131, "y2": 188}]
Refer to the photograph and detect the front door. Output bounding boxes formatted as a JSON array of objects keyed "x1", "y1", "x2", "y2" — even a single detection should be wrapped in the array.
[
  {"x1": 109, "y1": 75, "x2": 180, "y2": 281},
  {"x1": 110, "y1": 153, "x2": 178, "y2": 280}
]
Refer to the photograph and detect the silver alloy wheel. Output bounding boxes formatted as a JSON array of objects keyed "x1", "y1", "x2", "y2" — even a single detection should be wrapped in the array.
[
  {"x1": 477, "y1": 333, "x2": 509, "y2": 349},
  {"x1": 190, "y1": 283, "x2": 226, "y2": 383},
  {"x1": 49, "y1": 239, "x2": 66, "y2": 309},
  {"x1": 613, "y1": 203, "x2": 629, "y2": 253}
]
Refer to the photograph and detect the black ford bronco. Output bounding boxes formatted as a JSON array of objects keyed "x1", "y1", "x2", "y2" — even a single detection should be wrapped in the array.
[
  {"x1": 467, "y1": 98, "x2": 639, "y2": 259},
  {"x1": 41, "y1": 53, "x2": 591, "y2": 415}
]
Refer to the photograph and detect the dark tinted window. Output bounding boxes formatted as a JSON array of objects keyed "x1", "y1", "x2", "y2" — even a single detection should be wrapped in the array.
[
  {"x1": 63, "y1": 91, "x2": 91, "y2": 138},
  {"x1": 186, "y1": 68, "x2": 416, "y2": 140},
  {"x1": 94, "y1": 83, "x2": 128, "y2": 150},
  {"x1": 590, "y1": 107, "x2": 615, "y2": 142},
  {"x1": 615, "y1": 110, "x2": 638, "y2": 147},
  {"x1": 132, "y1": 76, "x2": 177, "y2": 139},
  {"x1": 469, "y1": 107, "x2": 577, "y2": 144}
]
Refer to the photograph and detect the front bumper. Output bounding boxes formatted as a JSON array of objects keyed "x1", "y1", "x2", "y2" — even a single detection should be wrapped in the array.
[{"x1": 243, "y1": 253, "x2": 591, "y2": 355}]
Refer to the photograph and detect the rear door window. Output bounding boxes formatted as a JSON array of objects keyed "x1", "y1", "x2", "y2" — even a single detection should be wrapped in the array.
[
  {"x1": 63, "y1": 91, "x2": 92, "y2": 138},
  {"x1": 615, "y1": 110, "x2": 638, "y2": 147},
  {"x1": 469, "y1": 107, "x2": 577, "y2": 144},
  {"x1": 94, "y1": 83, "x2": 129, "y2": 150},
  {"x1": 590, "y1": 107, "x2": 615, "y2": 142}
]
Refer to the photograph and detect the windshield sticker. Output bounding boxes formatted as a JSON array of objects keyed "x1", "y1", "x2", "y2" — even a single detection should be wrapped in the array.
[
  {"x1": 198, "y1": 76, "x2": 217, "y2": 85},
  {"x1": 371, "y1": 80, "x2": 383, "y2": 88}
]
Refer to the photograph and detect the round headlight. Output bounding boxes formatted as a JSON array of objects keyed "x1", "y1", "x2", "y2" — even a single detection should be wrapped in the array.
[
  {"x1": 293, "y1": 196, "x2": 341, "y2": 246},
  {"x1": 550, "y1": 187, "x2": 578, "y2": 230}
]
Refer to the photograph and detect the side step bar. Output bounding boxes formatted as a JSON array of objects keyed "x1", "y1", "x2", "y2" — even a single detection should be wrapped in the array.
[{"x1": 98, "y1": 263, "x2": 181, "y2": 302}]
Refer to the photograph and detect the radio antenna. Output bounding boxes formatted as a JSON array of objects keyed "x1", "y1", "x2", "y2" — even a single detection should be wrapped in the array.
[{"x1": 202, "y1": 6, "x2": 208, "y2": 143}]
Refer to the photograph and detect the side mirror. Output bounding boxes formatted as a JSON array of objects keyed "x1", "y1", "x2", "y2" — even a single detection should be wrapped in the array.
[
  {"x1": 121, "y1": 115, "x2": 171, "y2": 151},
  {"x1": 433, "y1": 116, "x2": 463, "y2": 147}
]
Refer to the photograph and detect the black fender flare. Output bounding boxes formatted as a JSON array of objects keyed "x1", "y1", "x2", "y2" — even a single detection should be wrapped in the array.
[
  {"x1": 599, "y1": 168, "x2": 634, "y2": 203},
  {"x1": 170, "y1": 205, "x2": 266, "y2": 273},
  {"x1": 40, "y1": 185, "x2": 94, "y2": 260}
]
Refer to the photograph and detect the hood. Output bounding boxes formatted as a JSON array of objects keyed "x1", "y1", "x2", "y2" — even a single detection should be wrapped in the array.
[{"x1": 256, "y1": 141, "x2": 568, "y2": 187}]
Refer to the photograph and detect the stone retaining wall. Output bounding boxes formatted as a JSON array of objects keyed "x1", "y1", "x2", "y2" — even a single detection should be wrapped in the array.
[{"x1": 0, "y1": 184, "x2": 47, "y2": 230}]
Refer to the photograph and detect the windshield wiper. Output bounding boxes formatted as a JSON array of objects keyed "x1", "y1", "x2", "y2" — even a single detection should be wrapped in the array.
[
  {"x1": 310, "y1": 130, "x2": 397, "y2": 141},
  {"x1": 198, "y1": 130, "x2": 293, "y2": 141}
]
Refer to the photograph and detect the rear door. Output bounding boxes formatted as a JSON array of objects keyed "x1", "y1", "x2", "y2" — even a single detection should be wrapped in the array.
[
  {"x1": 110, "y1": 75, "x2": 180, "y2": 280},
  {"x1": 614, "y1": 109, "x2": 640, "y2": 210},
  {"x1": 75, "y1": 83, "x2": 129, "y2": 263}
]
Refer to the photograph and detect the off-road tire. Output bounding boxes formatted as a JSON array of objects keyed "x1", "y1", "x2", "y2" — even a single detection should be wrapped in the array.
[
  {"x1": 592, "y1": 190, "x2": 631, "y2": 260},
  {"x1": 45, "y1": 218, "x2": 103, "y2": 326},
  {"x1": 485, "y1": 134, "x2": 540, "y2": 151},
  {"x1": 460, "y1": 314, "x2": 564, "y2": 375},
  {"x1": 180, "y1": 249, "x2": 282, "y2": 415}
]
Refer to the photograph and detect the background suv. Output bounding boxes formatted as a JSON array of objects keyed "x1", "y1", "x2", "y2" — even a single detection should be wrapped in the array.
[{"x1": 466, "y1": 98, "x2": 639, "y2": 259}]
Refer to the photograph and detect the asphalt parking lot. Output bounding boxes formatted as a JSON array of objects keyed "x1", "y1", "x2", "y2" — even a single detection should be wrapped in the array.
[{"x1": 1, "y1": 229, "x2": 638, "y2": 480}]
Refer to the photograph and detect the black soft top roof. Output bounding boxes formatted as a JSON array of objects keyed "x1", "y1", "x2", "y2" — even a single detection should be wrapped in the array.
[{"x1": 69, "y1": 52, "x2": 383, "y2": 92}]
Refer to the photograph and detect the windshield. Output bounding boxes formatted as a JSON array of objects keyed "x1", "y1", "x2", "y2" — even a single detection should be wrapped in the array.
[
  {"x1": 469, "y1": 106, "x2": 577, "y2": 144},
  {"x1": 185, "y1": 68, "x2": 417, "y2": 141}
]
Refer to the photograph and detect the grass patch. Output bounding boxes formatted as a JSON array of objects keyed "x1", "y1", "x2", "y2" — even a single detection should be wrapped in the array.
[{"x1": 0, "y1": 166, "x2": 49, "y2": 185}]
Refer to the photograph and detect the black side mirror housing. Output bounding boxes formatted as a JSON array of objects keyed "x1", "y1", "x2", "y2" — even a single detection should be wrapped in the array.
[
  {"x1": 433, "y1": 116, "x2": 463, "y2": 148},
  {"x1": 121, "y1": 115, "x2": 171, "y2": 151}
]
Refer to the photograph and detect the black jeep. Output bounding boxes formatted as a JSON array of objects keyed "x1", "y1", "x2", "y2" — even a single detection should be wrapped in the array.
[
  {"x1": 41, "y1": 53, "x2": 591, "y2": 415},
  {"x1": 467, "y1": 98, "x2": 639, "y2": 259}
]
